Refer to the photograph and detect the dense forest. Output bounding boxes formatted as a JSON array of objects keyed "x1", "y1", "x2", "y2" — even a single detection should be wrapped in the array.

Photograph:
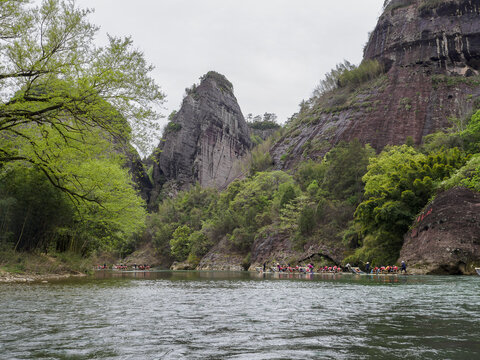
[{"x1": 0, "y1": 0, "x2": 162, "y2": 267}]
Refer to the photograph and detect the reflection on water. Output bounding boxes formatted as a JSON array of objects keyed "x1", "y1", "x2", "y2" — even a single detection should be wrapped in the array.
[{"x1": 1, "y1": 271, "x2": 479, "y2": 359}]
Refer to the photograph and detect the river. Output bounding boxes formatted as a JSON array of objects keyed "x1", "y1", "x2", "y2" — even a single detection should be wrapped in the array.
[{"x1": 0, "y1": 271, "x2": 479, "y2": 359}]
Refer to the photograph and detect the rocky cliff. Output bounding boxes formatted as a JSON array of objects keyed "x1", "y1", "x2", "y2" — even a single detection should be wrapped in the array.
[
  {"x1": 149, "y1": 72, "x2": 252, "y2": 204},
  {"x1": 271, "y1": 0, "x2": 480, "y2": 169},
  {"x1": 123, "y1": 145, "x2": 152, "y2": 202},
  {"x1": 400, "y1": 187, "x2": 480, "y2": 274}
]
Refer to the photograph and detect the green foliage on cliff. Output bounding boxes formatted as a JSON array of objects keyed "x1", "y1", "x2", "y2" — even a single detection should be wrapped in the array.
[
  {"x1": 442, "y1": 155, "x2": 480, "y2": 191},
  {"x1": 338, "y1": 60, "x2": 384, "y2": 88},
  {"x1": 342, "y1": 109, "x2": 480, "y2": 265},
  {"x1": 149, "y1": 105, "x2": 480, "y2": 268},
  {"x1": 200, "y1": 71, "x2": 233, "y2": 92},
  {"x1": 148, "y1": 141, "x2": 375, "y2": 263},
  {"x1": 418, "y1": 0, "x2": 447, "y2": 12},
  {"x1": 312, "y1": 60, "x2": 384, "y2": 98},
  {"x1": 347, "y1": 145, "x2": 466, "y2": 264},
  {"x1": 165, "y1": 121, "x2": 182, "y2": 133},
  {"x1": 383, "y1": 0, "x2": 415, "y2": 14},
  {"x1": 245, "y1": 138, "x2": 274, "y2": 175},
  {"x1": 246, "y1": 113, "x2": 281, "y2": 130}
]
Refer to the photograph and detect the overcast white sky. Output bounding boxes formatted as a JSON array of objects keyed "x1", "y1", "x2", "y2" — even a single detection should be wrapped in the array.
[{"x1": 75, "y1": 0, "x2": 385, "y2": 128}]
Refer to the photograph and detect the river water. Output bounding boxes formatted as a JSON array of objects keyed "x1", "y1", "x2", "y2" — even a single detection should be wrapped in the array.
[{"x1": 0, "y1": 271, "x2": 479, "y2": 359}]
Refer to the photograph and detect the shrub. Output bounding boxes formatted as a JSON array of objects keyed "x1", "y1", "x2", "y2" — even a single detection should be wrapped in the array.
[
  {"x1": 313, "y1": 60, "x2": 355, "y2": 96},
  {"x1": 170, "y1": 225, "x2": 192, "y2": 261},
  {"x1": 442, "y1": 154, "x2": 480, "y2": 192},
  {"x1": 227, "y1": 228, "x2": 255, "y2": 253},
  {"x1": 383, "y1": 0, "x2": 415, "y2": 13},
  {"x1": 200, "y1": 71, "x2": 233, "y2": 91},
  {"x1": 248, "y1": 120, "x2": 281, "y2": 130},
  {"x1": 164, "y1": 121, "x2": 182, "y2": 134},
  {"x1": 338, "y1": 60, "x2": 384, "y2": 88},
  {"x1": 189, "y1": 231, "x2": 214, "y2": 258},
  {"x1": 418, "y1": 0, "x2": 447, "y2": 13},
  {"x1": 298, "y1": 206, "x2": 316, "y2": 235},
  {"x1": 246, "y1": 139, "x2": 274, "y2": 175}
]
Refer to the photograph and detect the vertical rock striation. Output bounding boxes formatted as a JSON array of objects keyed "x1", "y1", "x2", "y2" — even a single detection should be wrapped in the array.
[
  {"x1": 150, "y1": 72, "x2": 251, "y2": 204},
  {"x1": 271, "y1": 0, "x2": 480, "y2": 169}
]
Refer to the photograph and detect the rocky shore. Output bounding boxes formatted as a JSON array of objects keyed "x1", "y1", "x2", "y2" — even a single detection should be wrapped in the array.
[{"x1": 0, "y1": 271, "x2": 86, "y2": 283}]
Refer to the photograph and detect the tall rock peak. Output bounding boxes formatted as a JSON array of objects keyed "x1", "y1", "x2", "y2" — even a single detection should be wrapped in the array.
[
  {"x1": 271, "y1": 0, "x2": 480, "y2": 169},
  {"x1": 366, "y1": 0, "x2": 480, "y2": 75},
  {"x1": 149, "y1": 71, "x2": 251, "y2": 203}
]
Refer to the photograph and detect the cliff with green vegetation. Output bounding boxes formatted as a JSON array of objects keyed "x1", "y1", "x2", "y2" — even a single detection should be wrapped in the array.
[
  {"x1": 144, "y1": 0, "x2": 480, "y2": 274},
  {"x1": 271, "y1": 0, "x2": 480, "y2": 169},
  {"x1": 147, "y1": 108, "x2": 480, "y2": 274}
]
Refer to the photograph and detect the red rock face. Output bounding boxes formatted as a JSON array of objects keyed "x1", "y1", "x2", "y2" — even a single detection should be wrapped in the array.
[
  {"x1": 400, "y1": 187, "x2": 480, "y2": 274},
  {"x1": 272, "y1": 0, "x2": 480, "y2": 169},
  {"x1": 367, "y1": 0, "x2": 480, "y2": 71}
]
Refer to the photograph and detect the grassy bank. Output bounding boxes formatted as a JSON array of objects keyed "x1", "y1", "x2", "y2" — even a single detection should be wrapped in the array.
[{"x1": 0, "y1": 249, "x2": 93, "y2": 281}]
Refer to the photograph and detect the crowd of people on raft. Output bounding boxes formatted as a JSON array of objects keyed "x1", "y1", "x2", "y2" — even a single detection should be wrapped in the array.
[
  {"x1": 363, "y1": 261, "x2": 407, "y2": 274},
  {"x1": 96, "y1": 264, "x2": 151, "y2": 270},
  {"x1": 263, "y1": 260, "x2": 407, "y2": 274},
  {"x1": 268, "y1": 263, "x2": 344, "y2": 273}
]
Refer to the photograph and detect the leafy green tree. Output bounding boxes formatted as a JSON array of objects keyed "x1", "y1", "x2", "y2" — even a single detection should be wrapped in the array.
[
  {"x1": 0, "y1": 165, "x2": 73, "y2": 251},
  {"x1": 0, "y1": 0, "x2": 164, "y2": 202},
  {"x1": 0, "y1": 128, "x2": 147, "y2": 254},
  {"x1": 295, "y1": 160, "x2": 326, "y2": 190},
  {"x1": 306, "y1": 180, "x2": 319, "y2": 196},
  {"x1": 279, "y1": 183, "x2": 297, "y2": 207},
  {"x1": 321, "y1": 140, "x2": 375, "y2": 202},
  {"x1": 313, "y1": 60, "x2": 355, "y2": 96},
  {"x1": 351, "y1": 145, "x2": 466, "y2": 264},
  {"x1": 298, "y1": 206, "x2": 316, "y2": 235},
  {"x1": 170, "y1": 225, "x2": 192, "y2": 261},
  {"x1": 442, "y1": 154, "x2": 480, "y2": 191},
  {"x1": 189, "y1": 231, "x2": 213, "y2": 258},
  {"x1": 246, "y1": 139, "x2": 274, "y2": 175},
  {"x1": 228, "y1": 227, "x2": 255, "y2": 253}
]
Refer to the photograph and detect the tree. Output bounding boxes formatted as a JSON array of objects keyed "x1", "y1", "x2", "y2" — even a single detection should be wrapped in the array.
[
  {"x1": 313, "y1": 60, "x2": 355, "y2": 96},
  {"x1": 170, "y1": 225, "x2": 192, "y2": 261},
  {"x1": 0, "y1": 0, "x2": 165, "y2": 202},
  {"x1": 263, "y1": 112, "x2": 277, "y2": 123},
  {"x1": 321, "y1": 140, "x2": 375, "y2": 202},
  {"x1": 0, "y1": 126, "x2": 147, "y2": 254},
  {"x1": 350, "y1": 145, "x2": 466, "y2": 264}
]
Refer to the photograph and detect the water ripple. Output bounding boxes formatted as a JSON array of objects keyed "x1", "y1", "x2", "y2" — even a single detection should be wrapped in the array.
[{"x1": 0, "y1": 273, "x2": 479, "y2": 359}]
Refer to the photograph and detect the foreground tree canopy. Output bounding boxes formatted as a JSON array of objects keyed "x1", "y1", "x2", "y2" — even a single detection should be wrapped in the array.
[
  {"x1": 0, "y1": 0, "x2": 164, "y2": 201},
  {"x1": 0, "y1": 0, "x2": 163, "y2": 255}
]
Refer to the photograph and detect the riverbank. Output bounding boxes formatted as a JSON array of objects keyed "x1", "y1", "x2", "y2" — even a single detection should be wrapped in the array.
[
  {"x1": 0, "y1": 250, "x2": 91, "y2": 283},
  {"x1": 0, "y1": 272, "x2": 86, "y2": 283}
]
